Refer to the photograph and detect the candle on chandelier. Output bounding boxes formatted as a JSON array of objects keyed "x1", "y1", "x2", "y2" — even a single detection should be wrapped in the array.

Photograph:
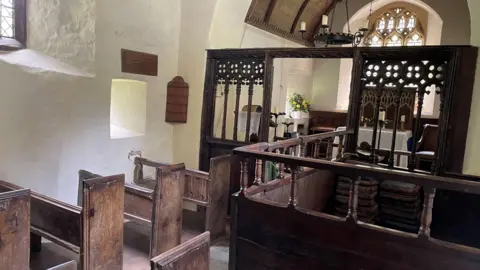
[
  {"x1": 379, "y1": 111, "x2": 385, "y2": 121},
  {"x1": 322, "y1": 15, "x2": 329, "y2": 26},
  {"x1": 274, "y1": 106, "x2": 279, "y2": 114},
  {"x1": 300, "y1": 21, "x2": 307, "y2": 31},
  {"x1": 363, "y1": 19, "x2": 370, "y2": 29}
]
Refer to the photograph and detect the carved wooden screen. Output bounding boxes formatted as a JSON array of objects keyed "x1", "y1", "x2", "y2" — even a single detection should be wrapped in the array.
[
  {"x1": 355, "y1": 55, "x2": 449, "y2": 172},
  {"x1": 213, "y1": 59, "x2": 265, "y2": 142},
  {"x1": 199, "y1": 50, "x2": 272, "y2": 171}
]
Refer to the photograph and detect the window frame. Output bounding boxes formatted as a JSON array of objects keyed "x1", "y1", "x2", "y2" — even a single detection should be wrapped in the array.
[
  {"x1": 0, "y1": 0, "x2": 27, "y2": 51},
  {"x1": 365, "y1": 7, "x2": 425, "y2": 47}
]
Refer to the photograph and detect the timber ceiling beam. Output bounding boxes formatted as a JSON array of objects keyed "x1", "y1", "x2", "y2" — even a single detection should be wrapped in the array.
[{"x1": 245, "y1": 0, "x2": 338, "y2": 47}]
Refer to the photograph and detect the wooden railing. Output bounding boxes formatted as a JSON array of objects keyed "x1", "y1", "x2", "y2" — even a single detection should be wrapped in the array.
[
  {"x1": 232, "y1": 132, "x2": 480, "y2": 240},
  {"x1": 240, "y1": 130, "x2": 353, "y2": 185}
]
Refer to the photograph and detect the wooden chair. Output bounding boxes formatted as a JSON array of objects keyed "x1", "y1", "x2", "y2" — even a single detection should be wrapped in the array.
[
  {"x1": 133, "y1": 155, "x2": 231, "y2": 240},
  {"x1": 150, "y1": 231, "x2": 210, "y2": 270},
  {"x1": 0, "y1": 188, "x2": 30, "y2": 269},
  {"x1": 416, "y1": 124, "x2": 438, "y2": 170},
  {"x1": 79, "y1": 163, "x2": 185, "y2": 259},
  {"x1": 0, "y1": 174, "x2": 125, "y2": 270}
]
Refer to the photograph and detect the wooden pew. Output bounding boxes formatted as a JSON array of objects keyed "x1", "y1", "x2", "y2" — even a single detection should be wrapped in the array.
[
  {"x1": 0, "y1": 174, "x2": 125, "y2": 270},
  {"x1": 150, "y1": 231, "x2": 210, "y2": 270},
  {"x1": 0, "y1": 188, "x2": 30, "y2": 269},
  {"x1": 133, "y1": 155, "x2": 231, "y2": 239},
  {"x1": 47, "y1": 260, "x2": 77, "y2": 270},
  {"x1": 79, "y1": 163, "x2": 185, "y2": 259}
]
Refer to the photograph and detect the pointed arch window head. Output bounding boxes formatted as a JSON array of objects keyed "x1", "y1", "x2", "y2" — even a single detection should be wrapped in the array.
[{"x1": 365, "y1": 7, "x2": 424, "y2": 47}]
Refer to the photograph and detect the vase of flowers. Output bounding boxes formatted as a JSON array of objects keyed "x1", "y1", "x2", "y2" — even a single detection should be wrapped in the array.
[{"x1": 288, "y1": 92, "x2": 311, "y2": 119}]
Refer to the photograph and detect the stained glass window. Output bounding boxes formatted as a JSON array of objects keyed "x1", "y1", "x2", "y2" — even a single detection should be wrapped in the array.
[
  {"x1": 365, "y1": 7, "x2": 425, "y2": 47},
  {"x1": 0, "y1": 0, "x2": 14, "y2": 38}
]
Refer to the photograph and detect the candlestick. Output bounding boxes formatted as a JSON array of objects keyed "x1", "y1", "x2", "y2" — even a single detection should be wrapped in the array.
[
  {"x1": 321, "y1": 15, "x2": 329, "y2": 26},
  {"x1": 401, "y1": 115, "x2": 406, "y2": 122},
  {"x1": 300, "y1": 21, "x2": 307, "y2": 31}
]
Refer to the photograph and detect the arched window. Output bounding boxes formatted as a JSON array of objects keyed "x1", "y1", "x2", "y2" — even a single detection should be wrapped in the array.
[{"x1": 365, "y1": 8, "x2": 425, "y2": 47}]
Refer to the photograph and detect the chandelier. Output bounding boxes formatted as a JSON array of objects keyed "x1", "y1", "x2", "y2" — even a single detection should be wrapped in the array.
[{"x1": 300, "y1": 0, "x2": 371, "y2": 47}]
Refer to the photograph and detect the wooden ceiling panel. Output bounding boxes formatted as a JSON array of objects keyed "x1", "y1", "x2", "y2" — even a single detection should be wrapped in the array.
[
  {"x1": 245, "y1": 0, "x2": 337, "y2": 47},
  {"x1": 269, "y1": 0, "x2": 304, "y2": 32}
]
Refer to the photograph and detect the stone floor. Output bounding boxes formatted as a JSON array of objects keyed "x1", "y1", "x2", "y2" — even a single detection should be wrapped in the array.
[{"x1": 30, "y1": 221, "x2": 229, "y2": 270}]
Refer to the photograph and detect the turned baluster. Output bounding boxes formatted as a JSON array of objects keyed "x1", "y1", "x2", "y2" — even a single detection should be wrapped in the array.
[
  {"x1": 419, "y1": 187, "x2": 436, "y2": 238},
  {"x1": 346, "y1": 176, "x2": 359, "y2": 223},
  {"x1": 336, "y1": 135, "x2": 344, "y2": 160},
  {"x1": 313, "y1": 140, "x2": 320, "y2": 159},
  {"x1": 253, "y1": 159, "x2": 263, "y2": 185},
  {"x1": 300, "y1": 142, "x2": 306, "y2": 158},
  {"x1": 288, "y1": 166, "x2": 299, "y2": 208},
  {"x1": 277, "y1": 149, "x2": 285, "y2": 179},
  {"x1": 326, "y1": 138, "x2": 333, "y2": 160},
  {"x1": 239, "y1": 159, "x2": 249, "y2": 195}
]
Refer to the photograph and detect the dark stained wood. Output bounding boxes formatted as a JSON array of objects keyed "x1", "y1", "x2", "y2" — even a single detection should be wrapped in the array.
[
  {"x1": 166, "y1": 76, "x2": 189, "y2": 123},
  {"x1": 0, "y1": 189, "x2": 30, "y2": 270},
  {"x1": 150, "y1": 231, "x2": 210, "y2": 270},
  {"x1": 232, "y1": 193, "x2": 480, "y2": 270},
  {"x1": 47, "y1": 260, "x2": 77, "y2": 270},
  {"x1": 121, "y1": 49, "x2": 158, "y2": 76}
]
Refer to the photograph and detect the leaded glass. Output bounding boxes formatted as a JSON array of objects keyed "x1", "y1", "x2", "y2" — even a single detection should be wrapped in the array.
[{"x1": 0, "y1": 0, "x2": 14, "y2": 38}]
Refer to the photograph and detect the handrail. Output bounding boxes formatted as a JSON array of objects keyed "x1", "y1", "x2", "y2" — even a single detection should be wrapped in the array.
[
  {"x1": 233, "y1": 142, "x2": 480, "y2": 196},
  {"x1": 301, "y1": 130, "x2": 353, "y2": 144}
]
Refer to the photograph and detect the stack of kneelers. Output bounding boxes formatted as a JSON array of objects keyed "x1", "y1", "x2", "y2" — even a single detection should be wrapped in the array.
[
  {"x1": 333, "y1": 176, "x2": 378, "y2": 223},
  {"x1": 377, "y1": 180, "x2": 422, "y2": 233}
]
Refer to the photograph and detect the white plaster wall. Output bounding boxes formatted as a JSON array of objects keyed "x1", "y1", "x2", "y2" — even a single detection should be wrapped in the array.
[
  {"x1": 464, "y1": 0, "x2": 480, "y2": 175},
  {"x1": 0, "y1": 0, "x2": 181, "y2": 204},
  {"x1": 55, "y1": 0, "x2": 180, "y2": 203}
]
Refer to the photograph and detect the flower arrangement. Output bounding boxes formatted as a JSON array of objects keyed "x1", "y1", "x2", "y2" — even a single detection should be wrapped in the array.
[{"x1": 288, "y1": 92, "x2": 311, "y2": 113}]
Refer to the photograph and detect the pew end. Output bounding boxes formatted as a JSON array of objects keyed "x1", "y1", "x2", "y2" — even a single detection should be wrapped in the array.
[
  {"x1": 0, "y1": 188, "x2": 31, "y2": 270},
  {"x1": 150, "y1": 231, "x2": 210, "y2": 270}
]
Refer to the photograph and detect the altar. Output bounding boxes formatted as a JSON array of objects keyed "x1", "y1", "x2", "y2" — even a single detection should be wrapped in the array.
[{"x1": 334, "y1": 126, "x2": 412, "y2": 168}]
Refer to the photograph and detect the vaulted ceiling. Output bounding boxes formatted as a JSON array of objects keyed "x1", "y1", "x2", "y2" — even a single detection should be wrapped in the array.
[{"x1": 245, "y1": 0, "x2": 337, "y2": 47}]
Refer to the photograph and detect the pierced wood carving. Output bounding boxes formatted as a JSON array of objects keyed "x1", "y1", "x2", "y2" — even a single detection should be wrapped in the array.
[{"x1": 166, "y1": 76, "x2": 189, "y2": 123}]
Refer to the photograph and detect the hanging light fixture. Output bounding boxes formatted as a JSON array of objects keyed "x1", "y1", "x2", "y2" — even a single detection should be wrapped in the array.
[{"x1": 313, "y1": 0, "x2": 370, "y2": 47}]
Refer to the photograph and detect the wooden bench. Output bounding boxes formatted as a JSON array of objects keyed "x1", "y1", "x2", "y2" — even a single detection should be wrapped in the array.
[
  {"x1": 0, "y1": 188, "x2": 30, "y2": 269},
  {"x1": 79, "y1": 163, "x2": 185, "y2": 259},
  {"x1": 0, "y1": 174, "x2": 125, "y2": 270},
  {"x1": 133, "y1": 155, "x2": 231, "y2": 239},
  {"x1": 46, "y1": 260, "x2": 77, "y2": 270},
  {"x1": 150, "y1": 231, "x2": 210, "y2": 270}
]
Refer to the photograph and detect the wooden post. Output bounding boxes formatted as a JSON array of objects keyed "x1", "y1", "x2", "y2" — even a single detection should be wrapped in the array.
[
  {"x1": 337, "y1": 135, "x2": 344, "y2": 160},
  {"x1": 240, "y1": 160, "x2": 249, "y2": 195},
  {"x1": 346, "y1": 177, "x2": 359, "y2": 223},
  {"x1": 419, "y1": 187, "x2": 436, "y2": 238},
  {"x1": 221, "y1": 82, "x2": 230, "y2": 139},
  {"x1": 288, "y1": 166, "x2": 298, "y2": 208},
  {"x1": 254, "y1": 159, "x2": 263, "y2": 185},
  {"x1": 313, "y1": 141, "x2": 320, "y2": 159}
]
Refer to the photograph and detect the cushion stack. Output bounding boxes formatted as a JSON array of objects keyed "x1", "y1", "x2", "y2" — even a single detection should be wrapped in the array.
[
  {"x1": 377, "y1": 180, "x2": 422, "y2": 233},
  {"x1": 333, "y1": 176, "x2": 379, "y2": 223}
]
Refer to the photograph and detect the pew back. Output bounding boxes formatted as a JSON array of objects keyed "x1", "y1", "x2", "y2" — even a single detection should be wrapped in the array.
[
  {"x1": 150, "y1": 231, "x2": 210, "y2": 270},
  {"x1": 47, "y1": 260, "x2": 77, "y2": 270},
  {"x1": 0, "y1": 188, "x2": 30, "y2": 270}
]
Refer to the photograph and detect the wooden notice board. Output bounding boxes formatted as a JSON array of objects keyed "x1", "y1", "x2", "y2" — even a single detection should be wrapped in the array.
[
  {"x1": 121, "y1": 49, "x2": 158, "y2": 76},
  {"x1": 166, "y1": 76, "x2": 189, "y2": 123}
]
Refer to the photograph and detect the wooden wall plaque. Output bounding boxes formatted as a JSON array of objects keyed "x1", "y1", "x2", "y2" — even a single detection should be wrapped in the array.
[
  {"x1": 166, "y1": 76, "x2": 189, "y2": 123},
  {"x1": 121, "y1": 49, "x2": 158, "y2": 76}
]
